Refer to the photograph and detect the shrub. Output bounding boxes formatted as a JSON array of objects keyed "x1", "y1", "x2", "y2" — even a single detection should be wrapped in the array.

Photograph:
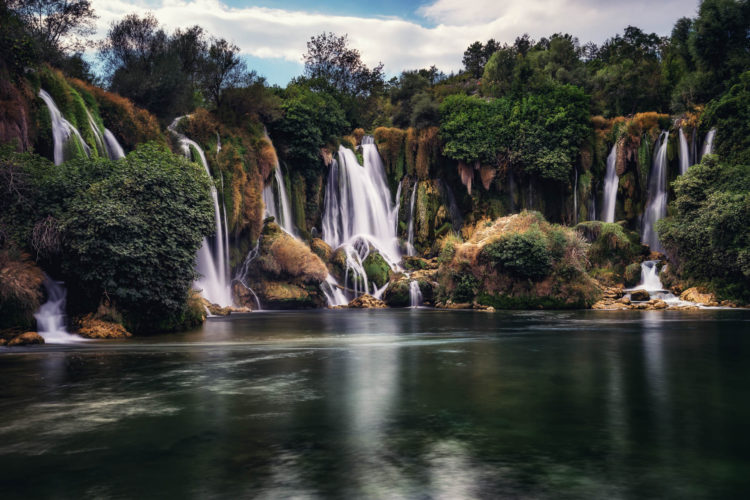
[{"x1": 482, "y1": 228, "x2": 552, "y2": 281}]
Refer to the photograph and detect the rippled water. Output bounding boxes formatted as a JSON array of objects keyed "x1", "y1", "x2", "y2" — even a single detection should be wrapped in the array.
[{"x1": 1, "y1": 309, "x2": 749, "y2": 498}]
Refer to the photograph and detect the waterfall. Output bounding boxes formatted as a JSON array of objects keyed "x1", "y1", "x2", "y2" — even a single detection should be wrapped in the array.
[
  {"x1": 262, "y1": 162, "x2": 298, "y2": 238},
  {"x1": 405, "y1": 181, "x2": 417, "y2": 256},
  {"x1": 573, "y1": 166, "x2": 578, "y2": 224},
  {"x1": 588, "y1": 188, "x2": 597, "y2": 221},
  {"x1": 636, "y1": 261, "x2": 665, "y2": 292},
  {"x1": 701, "y1": 128, "x2": 717, "y2": 161},
  {"x1": 641, "y1": 131, "x2": 669, "y2": 252},
  {"x1": 678, "y1": 128, "x2": 690, "y2": 175},
  {"x1": 103, "y1": 129, "x2": 125, "y2": 160},
  {"x1": 169, "y1": 117, "x2": 232, "y2": 306},
  {"x1": 602, "y1": 143, "x2": 618, "y2": 223},
  {"x1": 409, "y1": 280, "x2": 423, "y2": 308},
  {"x1": 34, "y1": 276, "x2": 81, "y2": 343},
  {"x1": 38, "y1": 89, "x2": 90, "y2": 165},
  {"x1": 233, "y1": 240, "x2": 262, "y2": 310},
  {"x1": 321, "y1": 136, "x2": 402, "y2": 303}
]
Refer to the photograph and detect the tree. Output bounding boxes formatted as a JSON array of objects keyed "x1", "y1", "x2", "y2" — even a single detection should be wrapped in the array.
[
  {"x1": 303, "y1": 32, "x2": 384, "y2": 97},
  {"x1": 8, "y1": 0, "x2": 97, "y2": 57},
  {"x1": 200, "y1": 38, "x2": 246, "y2": 108}
]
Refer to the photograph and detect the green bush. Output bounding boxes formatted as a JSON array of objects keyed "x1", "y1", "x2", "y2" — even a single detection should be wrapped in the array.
[{"x1": 482, "y1": 229, "x2": 552, "y2": 281}]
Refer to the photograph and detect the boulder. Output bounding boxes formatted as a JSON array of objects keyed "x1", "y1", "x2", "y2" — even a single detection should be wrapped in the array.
[
  {"x1": 346, "y1": 294, "x2": 387, "y2": 309},
  {"x1": 7, "y1": 331, "x2": 45, "y2": 346},
  {"x1": 383, "y1": 278, "x2": 410, "y2": 307},
  {"x1": 363, "y1": 251, "x2": 390, "y2": 288},
  {"x1": 680, "y1": 287, "x2": 719, "y2": 306},
  {"x1": 648, "y1": 299, "x2": 667, "y2": 310},
  {"x1": 76, "y1": 314, "x2": 132, "y2": 339},
  {"x1": 258, "y1": 281, "x2": 322, "y2": 309},
  {"x1": 630, "y1": 289, "x2": 650, "y2": 301}
]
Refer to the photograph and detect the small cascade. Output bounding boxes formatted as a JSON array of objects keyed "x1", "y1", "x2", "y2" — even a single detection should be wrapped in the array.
[
  {"x1": 34, "y1": 276, "x2": 81, "y2": 343},
  {"x1": 636, "y1": 260, "x2": 665, "y2": 292},
  {"x1": 641, "y1": 131, "x2": 669, "y2": 252},
  {"x1": 409, "y1": 280, "x2": 423, "y2": 308},
  {"x1": 602, "y1": 143, "x2": 619, "y2": 223},
  {"x1": 169, "y1": 117, "x2": 232, "y2": 306},
  {"x1": 262, "y1": 162, "x2": 298, "y2": 237},
  {"x1": 38, "y1": 89, "x2": 90, "y2": 165},
  {"x1": 321, "y1": 136, "x2": 402, "y2": 304},
  {"x1": 405, "y1": 181, "x2": 417, "y2": 256},
  {"x1": 103, "y1": 129, "x2": 125, "y2": 159},
  {"x1": 701, "y1": 128, "x2": 717, "y2": 161},
  {"x1": 678, "y1": 128, "x2": 690, "y2": 175},
  {"x1": 234, "y1": 240, "x2": 262, "y2": 310}
]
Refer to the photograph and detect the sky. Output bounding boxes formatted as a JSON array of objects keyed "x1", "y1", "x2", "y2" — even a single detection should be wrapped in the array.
[{"x1": 90, "y1": 0, "x2": 702, "y2": 85}]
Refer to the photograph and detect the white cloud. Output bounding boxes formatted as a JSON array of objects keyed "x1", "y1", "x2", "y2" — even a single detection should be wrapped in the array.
[{"x1": 90, "y1": 0, "x2": 700, "y2": 82}]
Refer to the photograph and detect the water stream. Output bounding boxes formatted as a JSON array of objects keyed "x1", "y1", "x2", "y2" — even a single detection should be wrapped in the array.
[
  {"x1": 602, "y1": 143, "x2": 619, "y2": 223},
  {"x1": 641, "y1": 131, "x2": 668, "y2": 252}
]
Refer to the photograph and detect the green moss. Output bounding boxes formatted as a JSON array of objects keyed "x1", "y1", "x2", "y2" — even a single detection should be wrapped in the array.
[
  {"x1": 383, "y1": 279, "x2": 410, "y2": 307},
  {"x1": 624, "y1": 262, "x2": 642, "y2": 287},
  {"x1": 363, "y1": 251, "x2": 390, "y2": 287}
]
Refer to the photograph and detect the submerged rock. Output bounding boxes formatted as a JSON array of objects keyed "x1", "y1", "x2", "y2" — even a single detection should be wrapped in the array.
[{"x1": 7, "y1": 331, "x2": 45, "y2": 346}]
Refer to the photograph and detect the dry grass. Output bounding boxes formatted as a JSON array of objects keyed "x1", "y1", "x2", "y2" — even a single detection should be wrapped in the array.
[
  {"x1": 373, "y1": 127, "x2": 405, "y2": 174},
  {"x1": 416, "y1": 126, "x2": 439, "y2": 180},
  {"x1": 405, "y1": 127, "x2": 418, "y2": 175},
  {"x1": 183, "y1": 108, "x2": 219, "y2": 145},
  {"x1": 269, "y1": 233, "x2": 327, "y2": 282},
  {"x1": 352, "y1": 128, "x2": 365, "y2": 144},
  {"x1": 0, "y1": 250, "x2": 44, "y2": 318},
  {"x1": 257, "y1": 137, "x2": 278, "y2": 182}
]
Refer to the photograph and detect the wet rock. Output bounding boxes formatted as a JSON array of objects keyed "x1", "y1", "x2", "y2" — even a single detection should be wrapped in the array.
[
  {"x1": 311, "y1": 238, "x2": 332, "y2": 263},
  {"x1": 383, "y1": 278, "x2": 410, "y2": 307},
  {"x1": 680, "y1": 287, "x2": 718, "y2": 306},
  {"x1": 76, "y1": 314, "x2": 131, "y2": 339},
  {"x1": 720, "y1": 300, "x2": 738, "y2": 308},
  {"x1": 346, "y1": 294, "x2": 387, "y2": 309},
  {"x1": 592, "y1": 300, "x2": 631, "y2": 310},
  {"x1": 7, "y1": 331, "x2": 45, "y2": 346},
  {"x1": 648, "y1": 299, "x2": 667, "y2": 310},
  {"x1": 363, "y1": 251, "x2": 390, "y2": 288},
  {"x1": 618, "y1": 296, "x2": 631, "y2": 305},
  {"x1": 630, "y1": 289, "x2": 650, "y2": 302}
]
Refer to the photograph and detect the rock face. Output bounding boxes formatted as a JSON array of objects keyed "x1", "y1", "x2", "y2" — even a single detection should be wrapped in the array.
[
  {"x1": 7, "y1": 332, "x2": 45, "y2": 346},
  {"x1": 345, "y1": 294, "x2": 387, "y2": 309},
  {"x1": 236, "y1": 221, "x2": 329, "y2": 309},
  {"x1": 630, "y1": 289, "x2": 650, "y2": 301},
  {"x1": 201, "y1": 298, "x2": 251, "y2": 316},
  {"x1": 680, "y1": 287, "x2": 719, "y2": 306},
  {"x1": 76, "y1": 314, "x2": 132, "y2": 339}
]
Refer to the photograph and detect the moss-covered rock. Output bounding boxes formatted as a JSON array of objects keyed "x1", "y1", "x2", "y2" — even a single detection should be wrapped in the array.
[
  {"x1": 624, "y1": 262, "x2": 642, "y2": 288},
  {"x1": 363, "y1": 251, "x2": 390, "y2": 287},
  {"x1": 436, "y1": 211, "x2": 600, "y2": 309},
  {"x1": 383, "y1": 277, "x2": 410, "y2": 307},
  {"x1": 576, "y1": 221, "x2": 645, "y2": 283},
  {"x1": 311, "y1": 238, "x2": 333, "y2": 264}
]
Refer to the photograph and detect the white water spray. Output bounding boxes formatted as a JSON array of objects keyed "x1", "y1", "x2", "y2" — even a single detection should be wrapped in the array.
[
  {"x1": 34, "y1": 276, "x2": 82, "y2": 343},
  {"x1": 602, "y1": 143, "x2": 619, "y2": 223},
  {"x1": 701, "y1": 128, "x2": 717, "y2": 161},
  {"x1": 409, "y1": 280, "x2": 423, "y2": 308},
  {"x1": 641, "y1": 131, "x2": 669, "y2": 252},
  {"x1": 678, "y1": 128, "x2": 690, "y2": 175},
  {"x1": 38, "y1": 89, "x2": 90, "y2": 165}
]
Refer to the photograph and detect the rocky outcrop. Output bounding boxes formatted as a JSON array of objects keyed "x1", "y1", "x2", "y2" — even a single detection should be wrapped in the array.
[
  {"x1": 630, "y1": 289, "x2": 650, "y2": 301},
  {"x1": 6, "y1": 331, "x2": 45, "y2": 346},
  {"x1": 75, "y1": 314, "x2": 132, "y2": 339},
  {"x1": 235, "y1": 221, "x2": 328, "y2": 309},
  {"x1": 680, "y1": 287, "x2": 719, "y2": 306},
  {"x1": 436, "y1": 212, "x2": 600, "y2": 309},
  {"x1": 200, "y1": 298, "x2": 251, "y2": 316},
  {"x1": 344, "y1": 294, "x2": 387, "y2": 309}
]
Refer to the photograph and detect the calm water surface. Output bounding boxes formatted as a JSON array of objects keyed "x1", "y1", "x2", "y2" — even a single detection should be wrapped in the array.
[{"x1": 1, "y1": 309, "x2": 749, "y2": 499}]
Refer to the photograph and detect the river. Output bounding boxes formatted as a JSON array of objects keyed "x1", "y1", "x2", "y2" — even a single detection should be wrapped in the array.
[{"x1": 1, "y1": 309, "x2": 749, "y2": 498}]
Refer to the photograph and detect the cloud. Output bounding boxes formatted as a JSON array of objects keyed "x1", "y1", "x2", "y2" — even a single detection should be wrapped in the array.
[{"x1": 89, "y1": 0, "x2": 700, "y2": 83}]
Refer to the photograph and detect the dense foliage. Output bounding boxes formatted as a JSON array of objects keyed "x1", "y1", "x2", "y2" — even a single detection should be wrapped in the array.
[
  {"x1": 0, "y1": 144, "x2": 214, "y2": 331},
  {"x1": 658, "y1": 156, "x2": 750, "y2": 301},
  {"x1": 482, "y1": 229, "x2": 552, "y2": 281},
  {"x1": 440, "y1": 84, "x2": 589, "y2": 181}
]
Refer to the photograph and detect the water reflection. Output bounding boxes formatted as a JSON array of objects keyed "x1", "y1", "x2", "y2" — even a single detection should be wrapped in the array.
[{"x1": 0, "y1": 310, "x2": 749, "y2": 498}]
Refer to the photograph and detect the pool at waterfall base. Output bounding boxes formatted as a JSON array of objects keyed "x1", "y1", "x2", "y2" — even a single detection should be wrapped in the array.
[{"x1": 1, "y1": 309, "x2": 749, "y2": 498}]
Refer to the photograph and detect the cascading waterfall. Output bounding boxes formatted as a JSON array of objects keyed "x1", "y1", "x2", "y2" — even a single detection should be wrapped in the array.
[
  {"x1": 38, "y1": 89, "x2": 90, "y2": 165},
  {"x1": 34, "y1": 276, "x2": 81, "y2": 343},
  {"x1": 701, "y1": 128, "x2": 717, "y2": 161},
  {"x1": 405, "y1": 181, "x2": 418, "y2": 256},
  {"x1": 636, "y1": 260, "x2": 665, "y2": 292},
  {"x1": 641, "y1": 131, "x2": 669, "y2": 252},
  {"x1": 262, "y1": 161, "x2": 298, "y2": 237},
  {"x1": 678, "y1": 128, "x2": 690, "y2": 175},
  {"x1": 409, "y1": 280, "x2": 423, "y2": 308},
  {"x1": 602, "y1": 143, "x2": 619, "y2": 223},
  {"x1": 233, "y1": 240, "x2": 262, "y2": 310},
  {"x1": 85, "y1": 109, "x2": 126, "y2": 160},
  {"x1": 169, "y1": 117, "x2": 232, "y2": 306},
  {"x1": 321, "y1": 136, "x2": 402, "y2": 303}
]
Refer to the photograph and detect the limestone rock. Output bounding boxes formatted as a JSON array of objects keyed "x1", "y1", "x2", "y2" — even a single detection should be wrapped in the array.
[
  {"x1": 680, "y1": 287, "x2": 718, "y2": 306},
  {"x1": 7, "y1": 331, "x2": 45, "y2": 346},
  {"x1": 346, "y1": 294, "x2": 387, "y2": 309},
  {"x1": 630, "y1": 289, "x2": 650, "y2": 301}
]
